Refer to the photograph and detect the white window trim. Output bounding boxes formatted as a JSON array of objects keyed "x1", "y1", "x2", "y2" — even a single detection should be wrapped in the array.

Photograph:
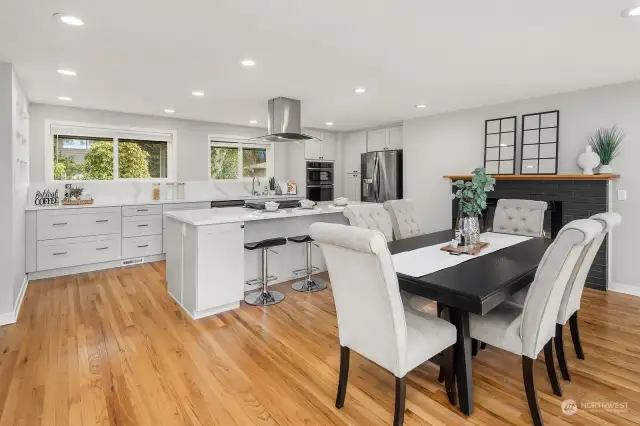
[
  {"x1": 208, "y1": 133, "x2": 274, "y2": 181},
  {"x1": 45, "y1": 120, "x2": 178, "y2": 183}
]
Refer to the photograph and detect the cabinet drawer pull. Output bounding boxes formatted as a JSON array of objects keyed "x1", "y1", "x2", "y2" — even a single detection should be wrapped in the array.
[
  {"x1": 96, "y1": 219, "x2": 109, "y2": 223},
  {"x1": 137, "y1": 244, "x2": 149, "y2": 248},
  {"x1": 137, "y1": 224, "x2": 149, "y2": 227},
  {"x1": 96, "y1": 247, "x2": 109, "y2": 251},
  {"x1": 137, "y1": 209, "x2": 148, "y2": 212},
  {"x1": 53, "y1": 252, "x2": 67, "y2": 256},
  {"x1": 53, "y1": 222, "x2": 67, "y2": 226}
]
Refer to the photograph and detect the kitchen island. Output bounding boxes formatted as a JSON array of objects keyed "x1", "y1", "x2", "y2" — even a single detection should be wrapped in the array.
[{"x1": 163, "y1": 203, "x2": 356, "y2": 319}]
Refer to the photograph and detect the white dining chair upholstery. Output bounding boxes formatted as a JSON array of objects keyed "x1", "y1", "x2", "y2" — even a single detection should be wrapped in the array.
[
  {"x1": 469, "y1": 219, "x2": 601, "y2": 426},
  {"x1": 493, "y1": 199, "x2": 548, "y2": 237},
  {"x1": 383, "y1": 199, "x2": 424, "y2": 240},
  {"x1": 342, "y1": 204, "x2": 394, "y2": 242},
  {"x1": 309, "y1": 222, "x2": 457, "y2": 425}
]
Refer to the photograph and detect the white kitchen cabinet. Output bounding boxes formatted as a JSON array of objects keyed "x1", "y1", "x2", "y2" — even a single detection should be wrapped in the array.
[
  {"x1": 304, "y1": 138, "x2": 324, "y2": 160},
  {"x1": 304, "y1": 130, "x2": 337, "y2": 160},
  {"x1": 343, "y1": 131, "x2": 367, "y2": 173},
  {"x1": 367, "y1": 127, "x2": 403, "y2": 152},
  {"x1": 321, "y1": 132, "x2": 337, "y2": 161},
  {"x1": 387, "y1": 126, "x2": 403, "y2": 150},
  {"x1": 344, "y1": 173, "x2": 362, "y2": 202}
]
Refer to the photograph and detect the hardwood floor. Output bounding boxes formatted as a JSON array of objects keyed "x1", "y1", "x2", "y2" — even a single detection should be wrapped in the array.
[{"x1": 1, "y1": 262, "x2": 639, "y2": 425}]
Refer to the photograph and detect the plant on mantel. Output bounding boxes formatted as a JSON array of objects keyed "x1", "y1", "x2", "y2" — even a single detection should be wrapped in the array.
[
  {"x1": 588, "y1": 125, "x2": 624, "y2": 174},
  {"x1": 453, "y1": 168, "x2": 496, "y2": 217}
]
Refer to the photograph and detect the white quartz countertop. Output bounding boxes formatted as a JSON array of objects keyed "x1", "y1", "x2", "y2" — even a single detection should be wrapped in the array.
[
  {"x1": 163, "y1": 202, "x2": 363, "y2": 226},
  {"x1": 25, "y1": 194, "x2": 303, "y2": 211}
]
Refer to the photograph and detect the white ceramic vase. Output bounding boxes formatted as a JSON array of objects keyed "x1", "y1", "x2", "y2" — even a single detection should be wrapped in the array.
[
  {"x1": 598, "y1": 164, "x2": 613, "y2": 174},
  {"x1": 577, "y1": 145, "x2": 600, "y2": 175}
]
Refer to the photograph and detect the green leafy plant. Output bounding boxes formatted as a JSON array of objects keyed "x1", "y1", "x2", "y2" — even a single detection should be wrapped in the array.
[
  {"x1": 453, "y1": 168, "x2": 496, "y2": 217},
  {"x1": 268, "y1": 176, "x2": 276, "y2": 191},
  {"x1": 588, "y1": 126, "x2": 624, "y2": 166}
]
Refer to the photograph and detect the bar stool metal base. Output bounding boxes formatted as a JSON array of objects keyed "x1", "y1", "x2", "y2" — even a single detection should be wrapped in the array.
[
  {"x1": 292, "y1": 278, "x2": 326, "y2": 293},
  {"x1": 244, "y1": 290, "x2": 285, "y2": 306}
]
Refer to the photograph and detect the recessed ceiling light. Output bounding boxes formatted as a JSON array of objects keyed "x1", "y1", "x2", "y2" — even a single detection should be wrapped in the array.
[
  {"x1": 249, "y1": 120, "x2": 258, "y2": 124},
  {"x1": 57, "y1": 69, "x2": 77, "y2": 76},
  {"x1": 241, "y1": 59, "x2": 256, "y2": 67},
  {"x1": 54, "y1": 13, "x2": 84, "y2": 26},
  {"x1": 326, "y1": 122, "x2": 334, "y2": 126},
  {"x1": 622, "y1": 6, "x2": 640, "y2": 16},
  {"x1": 164, "y1": 109, "x2": 175, "y2": 114},
  {"x1": 58, "y1": 96, "x2": 72, "y2": 101},
  {"x1": 192, "y1": 91, "x2": 204, "y2": 97},
  {"x1": 354, "y1": 87, "x2": 366, "y2": 94},
  {"x1": 415, "y1": 104, "x2": 426, "y2": 108}
]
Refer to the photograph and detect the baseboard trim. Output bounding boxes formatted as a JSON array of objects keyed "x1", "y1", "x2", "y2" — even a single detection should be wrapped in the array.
[
  {"x1": 609, "y1": 282, "x2": 640, "y2": 297},
  {"x1": 28, "y1": 254, "x2": 166, "y2": 281},
  {"x1": 0, "y1": 311, "x2": 15, "y2": 327},
  {"x1": 13, "y1": 275, "x2": 29, "y2": 320}
]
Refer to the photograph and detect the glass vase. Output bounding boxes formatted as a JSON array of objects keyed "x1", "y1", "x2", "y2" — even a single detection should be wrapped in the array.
[{"x1": 463, "y1": 216, "x2": 481, "y2": 246}]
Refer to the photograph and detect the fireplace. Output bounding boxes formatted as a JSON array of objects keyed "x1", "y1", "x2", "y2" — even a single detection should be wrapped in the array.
[{"x1": 449, "y1": 175, "x2": 614, "y2": 290}]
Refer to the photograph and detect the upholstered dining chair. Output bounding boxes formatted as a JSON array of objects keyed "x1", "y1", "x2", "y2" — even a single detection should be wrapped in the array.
[
  {"x1": 342, "y1": 204, "x2": 394, "y2": 242},
  {"x1": 382, "y1": 199, "x2": 424, "y2": 240},
  {"x1": 509, "y1": 212, "x2": 621, "y2": 382},
  {"x1": 309, "y1": 222, "x2": 457, "y2": 426},
  {"x1": 469, "y1": 219, "x2": 601, "y2": 426}
]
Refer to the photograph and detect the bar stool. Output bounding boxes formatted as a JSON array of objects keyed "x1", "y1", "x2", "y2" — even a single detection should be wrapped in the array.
[
  {"x1": 244, "y1": 237, "x2": 287, "y2": 306},
  {"x1": 288, "y1": 235, "x2": 326, "y2": 293}
]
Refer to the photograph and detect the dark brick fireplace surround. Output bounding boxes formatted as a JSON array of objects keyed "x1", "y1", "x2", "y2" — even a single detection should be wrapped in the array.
[{"x1": 448, "y1": 175, "x2": 617, "y2": 290}]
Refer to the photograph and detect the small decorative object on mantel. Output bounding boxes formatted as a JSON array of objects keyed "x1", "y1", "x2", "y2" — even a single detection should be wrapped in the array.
[
  {"x1": 588, "y1": 125, "x2": 624, "y2": 174},
  {"x1": 577, "y1": 145, "x2": 600, "y2": 175},
  {"x1": 34, "y1": 189, "x2": 59, "y2": 206},
  {"x1": 484, "y1": 116, "x2": 516, "y2": 175},
  {"x1": 453, "y1": 168, "x2": 496, "y2": 248},
  {"x1": 521, "y1": 110, "x2": 560, "y2": 174}
]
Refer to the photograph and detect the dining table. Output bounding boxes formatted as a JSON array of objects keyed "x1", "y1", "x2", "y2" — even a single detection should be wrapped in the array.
[{"x1": 387, "y1": 229, "x2": 553, "y2": 415}]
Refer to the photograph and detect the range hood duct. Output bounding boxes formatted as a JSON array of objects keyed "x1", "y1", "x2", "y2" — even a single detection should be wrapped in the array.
[{"x1": 253, "y1": 97, "x2": 315, "y2": 142}]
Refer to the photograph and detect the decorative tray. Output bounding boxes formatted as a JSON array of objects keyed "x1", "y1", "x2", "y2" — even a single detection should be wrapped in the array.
[
  {"x1": 61, "y1": 199, "x2": 94, "y2": 205},
  {"x1": 440, "y1": 241, "x2": 489, "y2": 255}
]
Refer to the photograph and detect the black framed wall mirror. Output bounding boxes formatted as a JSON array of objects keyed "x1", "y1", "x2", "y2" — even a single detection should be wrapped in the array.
[
  {"x1": 520, "y1": 110, "x2": 560, "y2": 174},
  {"x1": 484, "y1": 116, "x2": 516, "y2": 175}
]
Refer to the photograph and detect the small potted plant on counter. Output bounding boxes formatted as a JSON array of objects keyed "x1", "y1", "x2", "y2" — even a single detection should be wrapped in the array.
[
  {"x1": 588, "y1": 125, "x2": 624, "y2": 174},
  {"x1": 453, "y1": 168, "x2": 496, "y2": 247},
  {"x1": 268, "y1": 177, "x2": 277, "y2": 195}
]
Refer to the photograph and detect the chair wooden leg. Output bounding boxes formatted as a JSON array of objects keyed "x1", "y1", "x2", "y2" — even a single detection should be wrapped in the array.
[
  {"x1": 437, "y1": 367, "x2": 444, "y2": 383},
  {"x1": 393, "y1": 376, "x2": 406, "y2": 426},
  {"x1": 443, "y1": 346, "x2": 457, "y2": 406},
  {"x1": 554, "y1": 324, "x2": 571, "y2": 381},
  {"x1": 472, "y1": 339, "x2": 479, "y2": 357},
  {"x1": 569, "y1": 312, "x2": 585, "y2": 360},
  {"x1": 335, "y1": 346, "x2": 350, "y2": 408},
  {"x1": 522, "y1": 356, "x2": 544, "y2": 426},
  {"x1": 480, "y1": 342, "x2": 487, "y2": 350},
  {"x1": 544, "y1": 340, "x2": 562, "y2": 397}
]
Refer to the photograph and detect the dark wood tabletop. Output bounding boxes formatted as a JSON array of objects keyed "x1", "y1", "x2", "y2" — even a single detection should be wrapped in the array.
[{"x1": 388, "y1": 229, "x2": 552, "y2": 315}]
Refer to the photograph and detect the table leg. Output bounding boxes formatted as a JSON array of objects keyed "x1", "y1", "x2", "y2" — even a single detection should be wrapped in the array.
[{"x1": 450, "y1": 308, "x2": 473, "y2": 415}]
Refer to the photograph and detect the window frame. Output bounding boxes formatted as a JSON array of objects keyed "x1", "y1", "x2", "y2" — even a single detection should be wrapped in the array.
[
  {"x1": 45, "y1": 120, "x2": 177, "y2": 183},
  {"x1": 208, "y1": 134, "x2": 274, "y2": 181}
]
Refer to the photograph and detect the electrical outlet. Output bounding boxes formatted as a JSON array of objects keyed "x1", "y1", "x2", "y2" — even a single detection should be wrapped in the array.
[{"x1": 618, "y1": 189, "x2": 627, "y2": 201}]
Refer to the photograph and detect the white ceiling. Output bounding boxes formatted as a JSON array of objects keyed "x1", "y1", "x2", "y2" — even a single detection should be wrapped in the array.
[{"x1": 1, "y1": 0, "x2": 640, "y2": 131}]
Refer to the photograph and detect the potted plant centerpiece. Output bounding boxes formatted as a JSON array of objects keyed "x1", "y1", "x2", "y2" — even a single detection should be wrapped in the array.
[
  {"x1": 588, "y1": 126, "x2": 624, "y2": 174},
  {"x1": 453, "y1": 168, "x2": 496, "y2": 247}
]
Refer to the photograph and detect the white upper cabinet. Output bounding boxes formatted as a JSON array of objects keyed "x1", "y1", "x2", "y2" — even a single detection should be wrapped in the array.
[
  {"x1": 366, "y1": 129, "x2": 387, "y2": 152},
  {"x1": 367, "y1": 126, "x2": 403, "y2": 152},
  {"x1": 344, "y1": 173, "x2": 362, "y2": 202},
  {"x1": 343, "y1": 131, "x2": 367, "y2": 174},
  {"x1": 387, "y1": 126, "x2": 403, "y2": 150},
  {"x1": 304, "y1": 130, "x2": 337, "y2": 161}
]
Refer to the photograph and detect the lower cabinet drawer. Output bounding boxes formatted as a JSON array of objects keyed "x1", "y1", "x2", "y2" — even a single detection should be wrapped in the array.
[
  {"x1": 37, "y1": 234, "x2": 121, "y2": 271},
  {"x1": 122, "y1": 215, "x2": 163, "y2": 237},
  {"x1": 122, "y1": 235, "x2": 163, "y2": 259}
]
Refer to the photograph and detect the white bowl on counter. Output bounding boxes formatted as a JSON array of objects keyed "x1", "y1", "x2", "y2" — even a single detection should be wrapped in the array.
[
  {"x1": 264, "y1": 201, "x2": 279, "y2": 212},
  {"x1": 299, "y1": 199, "x2": 315, "y2": 209},
  {"x1": 334, "y1": 197, "x2": 349, "y2": 206}
]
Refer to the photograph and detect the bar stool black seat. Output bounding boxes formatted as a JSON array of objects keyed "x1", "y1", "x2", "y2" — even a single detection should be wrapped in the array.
[
  {"x1": 244, "y1": 237, "x2": 287, "y2": 306},
  {"x1": 288, "y1": 234, "x2": 326, "y2": 293}
]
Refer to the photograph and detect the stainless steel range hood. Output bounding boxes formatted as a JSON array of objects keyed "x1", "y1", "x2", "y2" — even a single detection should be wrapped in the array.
[{"x1": 253, "y1": 97, "x2": 315, "y2": 142}]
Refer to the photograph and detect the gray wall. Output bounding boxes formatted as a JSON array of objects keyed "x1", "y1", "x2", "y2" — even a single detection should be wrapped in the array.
[
  {"x1": 29, "y1": 104, "x2": 290, "y2": 183},
  {"x1": 403, "y1": 80, "x2": 640, "y2": 290}
]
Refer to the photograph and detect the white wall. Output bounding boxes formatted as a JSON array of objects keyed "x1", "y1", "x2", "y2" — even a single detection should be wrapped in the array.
[{"x1": 403, "y1": 80, "x2": 640, "y2": 289}]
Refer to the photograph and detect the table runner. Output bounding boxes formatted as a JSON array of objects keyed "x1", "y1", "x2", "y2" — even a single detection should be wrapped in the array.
[{"x1": 391, "y1": 232, "x2": 533, "y2": 278}]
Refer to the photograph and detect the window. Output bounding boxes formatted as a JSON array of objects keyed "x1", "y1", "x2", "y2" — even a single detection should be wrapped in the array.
[
  {"x1": 210, "y1": 139, "x2": 272, "y2": 180},
  {"x1": 47, "y1": 121, "x2": 175, "y2": 182}
]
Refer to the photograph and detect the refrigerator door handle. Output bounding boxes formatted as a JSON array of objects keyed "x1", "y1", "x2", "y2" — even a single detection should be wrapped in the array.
[
  {"x1": 372, "y1": 155, "x2": 379, "y2": 202},
  {"x1": 376, "y1": 157, "x2": 381, "y2": 201}
]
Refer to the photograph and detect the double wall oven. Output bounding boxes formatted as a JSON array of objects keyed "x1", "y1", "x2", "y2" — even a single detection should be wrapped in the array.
[{"x1": 306, "y1": 161, "x2": 334, "y2": 202}]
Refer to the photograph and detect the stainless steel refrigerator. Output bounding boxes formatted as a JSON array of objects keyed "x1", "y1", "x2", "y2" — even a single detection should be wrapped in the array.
[{"x1": 361, "y1": 150, "x2": 403, "y2": 203}]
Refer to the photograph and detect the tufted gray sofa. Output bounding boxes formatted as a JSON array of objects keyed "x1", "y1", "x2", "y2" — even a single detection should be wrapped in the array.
[
  {"x1": 342, "y1": 204, "x2": 394, "y2": 242},
  {"x1": 493, "y1": 199, "x2": 548, "y2": 237},
  {"x1": 383, "y1": 199, "x2": 424, "y2": 240}
]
